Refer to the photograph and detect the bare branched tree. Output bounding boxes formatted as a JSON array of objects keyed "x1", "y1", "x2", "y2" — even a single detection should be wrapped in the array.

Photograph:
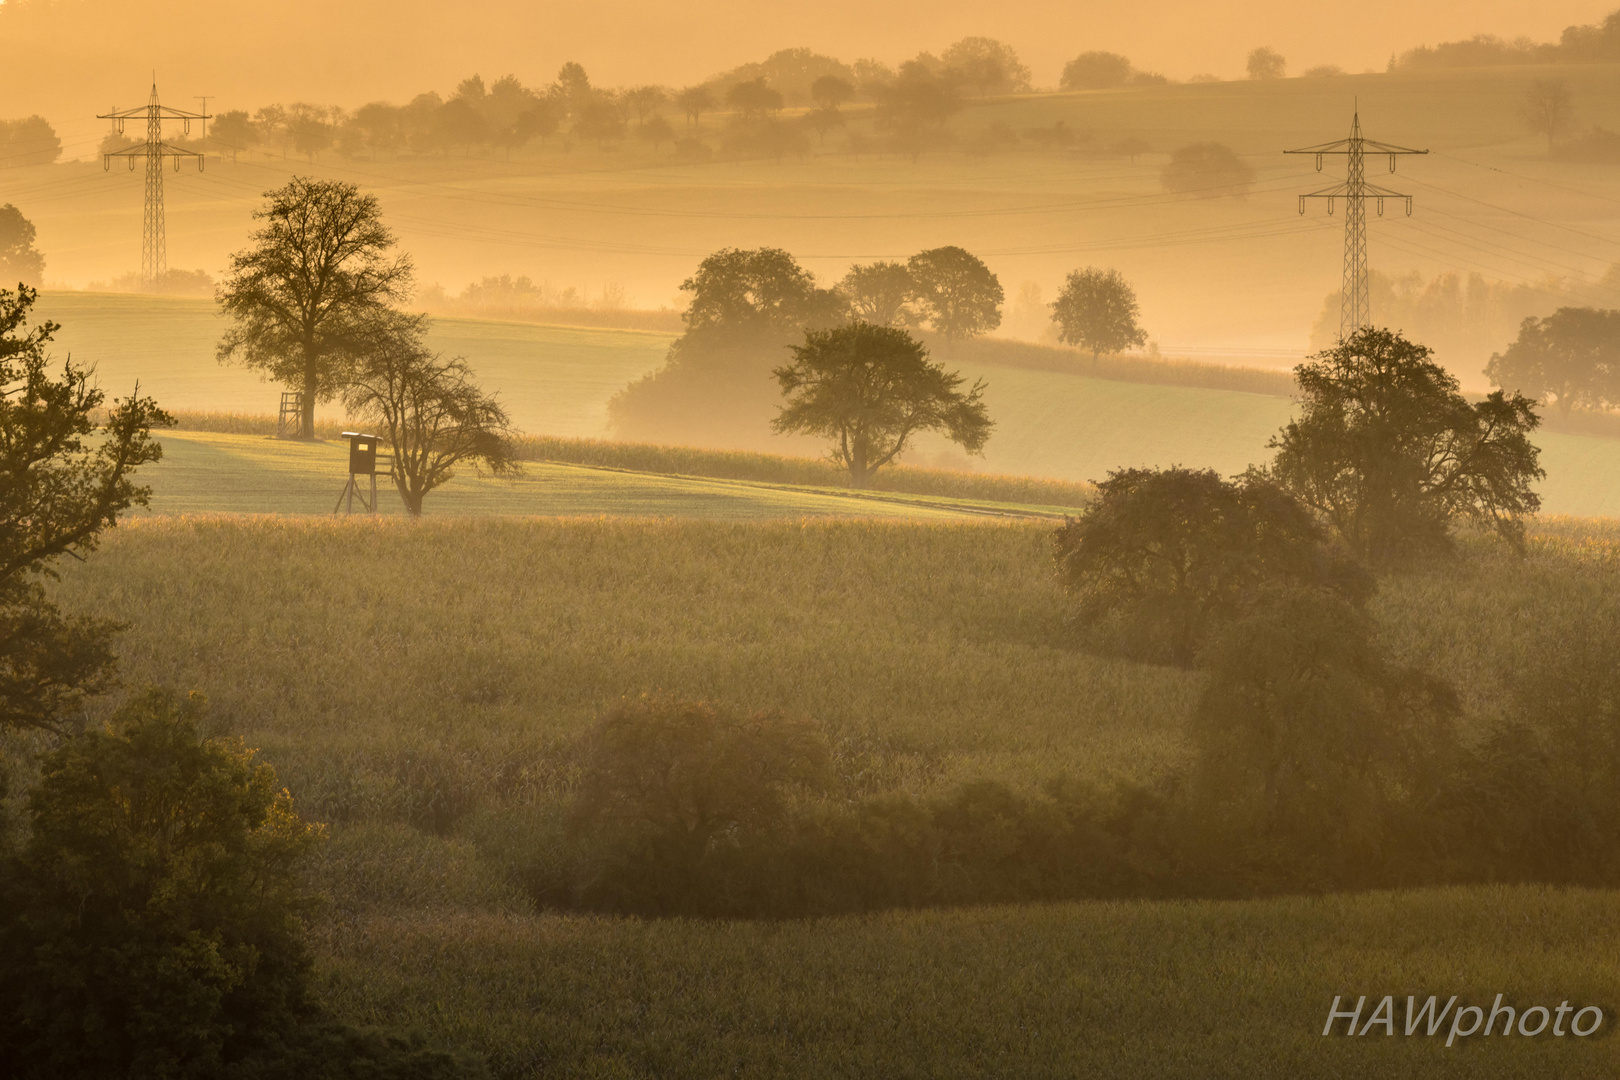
[{"x1": 343, "y1": 313, "x2": 517, "y2": 515}]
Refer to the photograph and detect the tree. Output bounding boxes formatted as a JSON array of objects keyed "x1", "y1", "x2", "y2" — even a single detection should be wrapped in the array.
[
  {"x1": 940, "y1": 37, "x2": 1033, "y2": 95},
  {"x1": 676, "y1": 85, "x2": 715, "y2": 128},
  {"x1": 1053, "y1": 468, "x2": 1371, "y2": 667},
  {"x1": 0, "y1": 203, "x2": 44, "y2": 286},
  {"x1": 838, "y1": 261, "x2": 916, "y2": 327},
  {"x1": 0, "y1": 690, "x2": 321, "y2": 1075},
  {"x1": 552, "y1": 62, "x2": 593, "y2": 117},
  {"x1": 1487, "y1": 307, "x2": 1620, "y2": 415},
  {"x1": 1188, "y1": 589, "x2": 1454, "y2": 884},
  {"x1": 624, "y1": 86, "x2": 667, "y2": 125},
  {"x1": 1060, "y1": 52, "x2": 1134, "y2": 91},
  {"x1": 807, "y1": 106, "x2": 846, "y2": 144},
  {"x1": 1246, "y1": 47, "x2": 1287, "y2": 79},
  {"x1": 343, "y1": 313, "x2": 517, "y2": 516},
  {"x1": 217, "y1": 177, "x2": 413, "y2": 439},
  {"x1": 810, "y1": 75, "x2": 854, "y2": 109},
  {"x1": 209, "y1": 110, "x2": 259, "y2": 162},
  {"x1": 638, "y1": 115, "x2": 676, "y2": 149},
  {"x1": 573, "y1": 100, "x2": 625, "y2": 147},
  {"x1": 0, "y1": 116, "x2": 63, "y2": 167},
  {"x1": 1051, "y1": 267, "x2": 1147, "y2": 360},
  {"x1": 1524, "y1": 78, "x2": 1575, "y2": 155},
  {"x1": 907, "y1": 246, "x2": 1003, "y2": 344},
  {"x1": 1269, "y1": 327, "x2": 1545, "y2": 562},
  {"x1": 0, "y1": 690, "x2": 486, "y2": 1078},
  {"x1": 726, "y1": 78, "x2": 784, "y2": 120},
  {"x1": 0, "y1": 285, "x2": 170, "y2": 735},
  {"x1": 873, "y1": 61, "x2": 962, "y2": 159},
  {"x1": 771, "y1": 322, "x2": 992, "y2": 486},
  {"x1": 1161, "y1": 142, "x2": 1256, "y2": 196},
  {"x1": 607, "y1": 247, "x2": 846, "y2": 443},
  {"x1": 1113, "y1": 136, "x2": 1151, "y2": 163}
]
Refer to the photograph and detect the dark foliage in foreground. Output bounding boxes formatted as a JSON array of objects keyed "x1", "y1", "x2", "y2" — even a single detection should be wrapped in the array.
[{"x1": 0, "y1": 692, "x2": 487, "y2": 1079}]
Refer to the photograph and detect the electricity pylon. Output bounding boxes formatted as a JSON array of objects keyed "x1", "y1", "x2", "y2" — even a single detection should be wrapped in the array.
[
  {"x1": 1286, "y1": 111, "x2": 1427, "y2": 340},
  {"x1": 99, "y1": 82, "x2": 209, "y2": 292}
]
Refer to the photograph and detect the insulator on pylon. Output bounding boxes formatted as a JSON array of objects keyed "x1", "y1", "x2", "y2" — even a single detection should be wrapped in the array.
[
  {"x1": 1315, "y1": 153, "x2": 1323, "y2": 171},
  {"x1": 103, "y1": 156, "x2": 110, "y2": 172},
  {"x1": 1327, "y1": 198, "x2": 1335, "y2": 215},
  {"x1": 1376, "y1": 197, "x2": 1385, "y2": 216},
  {"x1": 1405, "y1": 197, "x2": 1414, "y2": 216},
  {"x1": 1388, "y1": 154, "x2": 1397, "y2": 173}
]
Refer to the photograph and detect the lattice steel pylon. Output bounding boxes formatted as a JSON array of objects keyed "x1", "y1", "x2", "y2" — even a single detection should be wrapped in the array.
[
  {"x1": 1286, "y1": 111, "x2": 1427, "y2": 340},
  {"x1": 99, "y1": 82, "x2": 209, "y2": 292}
]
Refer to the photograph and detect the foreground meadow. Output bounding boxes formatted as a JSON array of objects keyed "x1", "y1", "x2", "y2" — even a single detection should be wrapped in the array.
[{"x1": 32, "y1": 513, "x2": 1620, "y2": 1077}]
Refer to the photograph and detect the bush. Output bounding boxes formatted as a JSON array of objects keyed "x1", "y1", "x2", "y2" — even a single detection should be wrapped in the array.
[
  {"x1": 1183, "y1": 590, "x2": 1456, "y2": 890},
  {"x1": 1053, "y1": 467, "x2": 1370, "y2": 666},
  {"x1": 1160, "y1": 142, "x2": 1255, "y2": 197},
  {"x1": 565, "y1": 697, "x2": 831, "y2": 914}
]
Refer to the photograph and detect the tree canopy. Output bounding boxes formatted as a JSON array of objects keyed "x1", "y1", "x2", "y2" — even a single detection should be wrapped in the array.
[
  {"x1": 940, "y1": 37, "x2": 1032, "y2": 95},
  {"x1": 343, "y1": 312, "x2": 517, "y2": 515},
  {"x1": 0, "y1": 203, "x2": 44, "y2": 287},
  {"x1": 1060, "y1": 52, "x2": 1135, "y2": 90},
  {"x1": 1524, "y1": 79, "x2": 1575, "y2": 155},
  {"x1": 771, "y1": 322, "x2": 992, "y2": 486},
  {"x1": 1246, "y1": 47, "x2": 1287, "y2": 79},
  {"x1": 1051, "y1": 266, "x2": 1147, "y2": 359},
  {"x1": 1053, "y1": 467, "x2": 1370, "y2": 667},
  {"x1": 1269, "y1": 327, "x2": 1544, "y2": 562},
  {"x1": 906, "y1": 246, "x2": 1003, "y2": 343},
  {"x1": 1487, "y1": 306, "x2": 1620, "y2": 413},
  {"x1": 838, "y1": 261, "x2": 916, "y2": 327},
  {"x1": 217, "y1": 177, "x2": 412, "y2": 439},
  {"x1": 0, "y1": 285, "x2": 169, "y2": 735}
]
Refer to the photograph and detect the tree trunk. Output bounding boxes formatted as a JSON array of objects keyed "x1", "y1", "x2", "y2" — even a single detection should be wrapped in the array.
[{"x1": 301, "y1": 347, "x2": 318, "y2": 439}]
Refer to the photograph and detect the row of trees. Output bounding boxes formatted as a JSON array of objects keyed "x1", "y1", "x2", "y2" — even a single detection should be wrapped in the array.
[{"x1": 1393, "y1": 8, "x2": 1620, "y2": 69}]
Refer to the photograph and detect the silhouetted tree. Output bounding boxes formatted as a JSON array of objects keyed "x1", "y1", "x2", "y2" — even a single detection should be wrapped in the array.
[
  {"x1": 1268, "y1": 327, "x2": 1544, "y2": 562},
  {"x1": 811, "y1": 75, "x2": 854, "y2": 108},
  {"x1": 209, "y1": 110, "x2": 259, "y2": 162},
  {"x1": 1161, "y1": 142, "x2": 1255, "y2": 196},
  {"x1": 624, "y1": 86, "x2": 667, "y2": 125},
  {"x1": 0, "y1": 204, "x2": 43, "y2": 286},
  {"x1": 726, "y1": 78, "x2": 784, "y2": 120},
  {"x1": 873, "y1": 61, "x2": 962, "y2": 159},
  {"x1": 838, "y1": 261, "x2": 916, "y2": 326},
  {"x1": 217, "y1": 177, "x2": 413, "y2": 439},
  {"x1": 941, "y1": 37, "x2": 1032, "y2": 95},
  {"x1": 676, "y1": 85, "x2": 715, "y2": 127},
  {"x1": 551, "y1": 62, "x2": 593, "y2": 118},
  {"x1": 1053, "y1": 467, "x2": 1370, "y2": 667},
  {"x1": 574, "y1": 100, "x2": 626, "y2": 147},
  {"x1": 0, "y1": 286, "x2": 169, "y2": 735},
  {"x1": 1060, "y1": 52, "x2": 1134, "y2": 90},
  {"x1": 343, "y1": 313, "x2": 517, "y2": 516},
  {"x1": 1524, "y1": 78, "x2": 1575, "y2": 155},
  {"x1": 1051, "y1": 267, "x2": 1147, "y2": 360},
  {"x1": 0, "y1": 116, "x2": 63, "y2": 167},
  {"x1": 1487, "y1": 307, "x2": 1620, "y2": 415},
  {"x1": 772, "y1": 322, "x2": 992, "y2": 486},
  {"x1": 639, "y1": 115, "x2": 677, "y2": 149},
  {"x1": 907, "y1": 246, "x2": 1002, "y2": 344},
  {"x1": 1247, "y1": 47, "x2": 1286, "y2": 79}
]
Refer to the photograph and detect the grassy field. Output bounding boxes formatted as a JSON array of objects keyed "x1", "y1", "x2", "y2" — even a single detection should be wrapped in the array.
[{"x1": 31, "y1": 512, "x2": 1620, "y2": 1077}]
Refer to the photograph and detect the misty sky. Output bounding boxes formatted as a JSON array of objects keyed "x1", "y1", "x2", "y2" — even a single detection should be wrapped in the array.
[{"x1": 2, "y1": 0, "x2": 1614, "y2": 121}]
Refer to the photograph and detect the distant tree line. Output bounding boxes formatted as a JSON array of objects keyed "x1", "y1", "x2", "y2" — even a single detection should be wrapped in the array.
[{"x1": 1392, "y1": 6, "x2": 1620, "y2": 69}]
